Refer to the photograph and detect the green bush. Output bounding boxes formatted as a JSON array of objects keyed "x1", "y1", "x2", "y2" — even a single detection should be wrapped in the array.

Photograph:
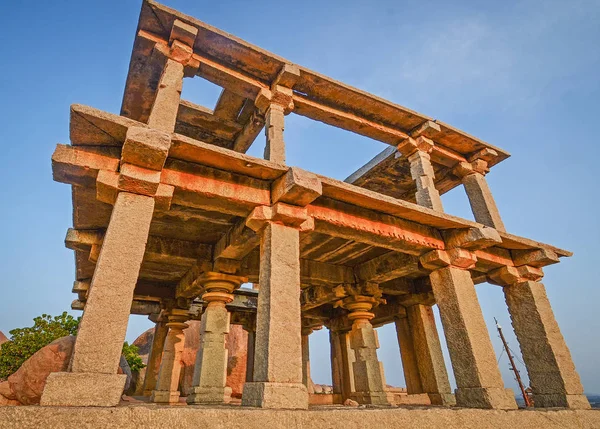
[
  {"x1": 122, "y1": 342, "x2": 146, "y2": 372},
  {"x1": 0, "y1": 312, "x2": 80, "y2": 380}
]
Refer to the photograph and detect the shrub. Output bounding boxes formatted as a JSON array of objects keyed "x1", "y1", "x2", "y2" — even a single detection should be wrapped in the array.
[
  {"x1": 0, "y1": 312, "x2": 80, "y2": 379},
  {"x1": 122, "y1": 342, "x2": 146, "y2": 373}
]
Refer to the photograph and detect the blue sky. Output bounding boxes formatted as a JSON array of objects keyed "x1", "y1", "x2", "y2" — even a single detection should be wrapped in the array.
[{"x1": 1, "y1": 0, "x2": 599, "y2": 395}]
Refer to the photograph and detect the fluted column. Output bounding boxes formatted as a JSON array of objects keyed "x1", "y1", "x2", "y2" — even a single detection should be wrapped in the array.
[
  {"x1": 188, "y1": 272, "x2": 245, "y2": 404},
  {"x1": 341, "y1": 296, "x2": 389, "y2": 405},
  {"x1": 151, "y1": 309, "x2": 190, "y2": 404}
]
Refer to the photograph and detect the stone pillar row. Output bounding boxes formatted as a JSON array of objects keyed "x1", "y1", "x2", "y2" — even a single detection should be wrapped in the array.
[{"x1": 41, "y1": 19, "x2": 196, "y2": 407}]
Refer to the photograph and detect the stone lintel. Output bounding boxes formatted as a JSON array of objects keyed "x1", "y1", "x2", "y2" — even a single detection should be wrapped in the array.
[
  {"x1": 420, "y1": 249, "x2": 477, "y2": 271},
  {"x1": 512, "y1": 248, "x2": 559, "y2": 268},
  {"x1": 271, "y1": 167, "x2": 322, "y2": 207},
  {"x1": 273, "y1": 63, "x2": 301, "y2": 89},
  {"x1": 121, "y1": 126, "x2": 171, "y2": 171},
  {"x1": 65, "y1": 228, "x2": 102, "y2": 251},
  {"x1": 468, "y1": 148, "x2": 498, "y2": 164},
  {"x1": 410, "y1": 120, "x2": 441, "y2": 139},
  {"x1": 96, "y1": 169, "x2": 173, "y2": 210},
  {"x1": 169, "y1": 19, "x2": 198, "y2": 47},
  {"x1": 246, "y1": 203, "x2": 313, "y2": 232},
  {"x1": 487, "y1": 265, "x2": 544, "y2": 286},
  {"x1": 397, "y1": 136, "x2": 434, "y2": 158},
  {"x1": 444, "y1": 227, "x2": 502, "y2": 250}
]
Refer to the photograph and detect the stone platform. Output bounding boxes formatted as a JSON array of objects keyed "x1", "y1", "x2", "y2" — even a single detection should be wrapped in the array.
[{"x1": 1, "y1": 405, "x2": 599, "y2": 429}]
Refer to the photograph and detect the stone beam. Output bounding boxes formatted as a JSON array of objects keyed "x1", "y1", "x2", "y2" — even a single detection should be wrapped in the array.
[
  {"x1": 175, "y1": 100, "x2": 243, "y2": 147},
  {"x1": 444, "y1": 227, "x2": 502, "y2": 250},
  {"x1": 308, "y1": 201, "x2": 444, "y2": 255},
  {"x1": 354, "y1": 251, "x2": 423, "y2": 283},
  {"x1": 232, "y1": 110, "x2": 265, "y2": 153},
  {"x1": 214, "y1": 89, "x2": 246, "y2": 120},
  {"x1": 65, "y1": 228, "x2": 212, "y2": 267},
  {"x1": 214, "y1": 220, "x2": 260, "y2": 261},
  {"x1": 293, "y1": 93, "x2": 409, "y2": 146}
]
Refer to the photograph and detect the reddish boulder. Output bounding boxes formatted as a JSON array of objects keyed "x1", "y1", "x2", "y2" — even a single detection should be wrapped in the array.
[
  {"x1": 132, "y1": 322, "x2": 249, "y2": 397},
  {"x1": 226, "y1": 325, "x2": 248, "y2": 398},
  {"x1": 0, "y1": 331, "x2": 8, "y2": 347},
  {"x1": 8, "y1": 336, "x2": 75, "y2": 405},
  {"x1": 179, "y1": 320, "x2": 201, "y2": 395}
]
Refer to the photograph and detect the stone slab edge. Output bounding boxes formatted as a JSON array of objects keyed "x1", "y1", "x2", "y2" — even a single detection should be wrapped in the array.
[{"x1": 1, "y1": 405, "x2": 599, "y2": 429}]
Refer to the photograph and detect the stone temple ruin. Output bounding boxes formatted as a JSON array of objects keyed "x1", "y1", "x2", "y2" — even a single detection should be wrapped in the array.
[{"x1": 39, "y1": 0, "x2": 589, "y2": 412}]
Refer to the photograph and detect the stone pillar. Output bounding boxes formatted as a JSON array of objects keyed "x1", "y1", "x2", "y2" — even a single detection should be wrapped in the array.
[
  {"x1": 188, "y1": 272, "x2": 245, "y2": 404},
  {"x1": 454, "y1": 158, "x2": 505, "y2": 232},
  {"x1": 242, "y1": 219, "x2": 308, "y2": 409},
  {"x1": 504, "y1": 280, "x2": 589, "y2": 409},
  {"x1": 406, "y1": 304, "x2": 455, "y2": 405},
  {"x1": 264, "y1": 104, "x2": 286, "y2": 164},
  {"x1": 147, "y1": 58, "x2": 184, "y2": 132},
  {"x1": 422, "y1": 249, "x2": 517, "y2": 409},
  {"x1": 342, "y1": 296, "x2": 389, "y2": 405},
  {"x1": 151, "y1": 309, "x2": 189, "y2": 404},
  {"x1": 245, "y1": 327, "x2": 256, "y2": 383},
  {"x1": 408, "y1": 150, "x2": 443, "y2": 211},
  {"x1": 301, "y1": 331, "x2": 315, "y2": 394},
  {"x1": 143, "y1": 319, "x2": 169, "y2": 396},
  {"x1": 330, "y1": 329, "x2": 354, "y2": 402},
  {"x1": 41, "y1": 192, "x2": 155, "y2": 407},
  {"x1": 395, "y1": 316, "x2": 423, "y2": 394}
]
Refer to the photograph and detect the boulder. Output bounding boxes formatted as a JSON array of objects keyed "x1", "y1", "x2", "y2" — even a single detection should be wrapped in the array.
[
  {"x1": 225, "y1": 325, "x2": 248, "y2": 398},
  {"x1": 132, "y1": 322, "x2": 249, "y2": 397},
  {"x1": 8, "y1": 336, "x2": 75, "y2": 405},
  {"x1": 0, "y1": 331, "x2": 8, "y2": 347}
]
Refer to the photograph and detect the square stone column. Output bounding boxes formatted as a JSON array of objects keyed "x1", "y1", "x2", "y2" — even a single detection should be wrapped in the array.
[
  {"x1": 301, "y1": 332, "x2": 315, "y2": 394},
  {"x1": 406, "y1": 304, "x2": 455, "y2": 405},
  {"x1": 408, "y1": 150, "x2": 443, "y2": 211},
  {"x1": 245, "y1": 326, "x2": 256, "y2": 383},
  {"x1": 329, "y1": 329, "x2": 355, "y2": 403},
  {"x1": 504, "y1": 280, "x2": 589, "y2": 409},
  {"x1": 187, "y1": 272, "x2": 245, "y2": 404},
  {"x1": 151, "y1": 309, "x2": 190, "y2": 404},
  {"x1": 264, "y1": 104, "x2": 286, "y2": 164},
  {"x1": 342, "y1": 296, "x2": 389, "y2": 405},
  {"x1": 143, "y1": 319, "x2": 169, "y2": 396},
  {"x1": 147, "y1": 58, "x2": 184, "y2": 133},
  {"x1": 395, "y1": 316, "x2": 424, "y2": 394},
  {"x1": 427, "y1": 261, "x2": 517, "y2": 409},
  {"x1": 41, "y1": 192, "x2": 155, "y2": 407},
  {"x1": 242, "y1": 221, "x2": 308, "y2": 409},
  {"x1": 462, "y1": 172, "x2": 505, "y2": 231}
]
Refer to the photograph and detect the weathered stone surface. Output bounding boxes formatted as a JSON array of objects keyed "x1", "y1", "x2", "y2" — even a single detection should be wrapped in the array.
[
  {"x1": 40, "y1": 372, "x2": 126, "y2": 407},
  {"x1": 242, "y1": 222, "x2": 308, "y2": 409},
  {"x1": 226, "y1": 325, "x2": 248, "y2": 398},
  {"x1": 429, "y1": 266, "x2": 517, "y2": 409},
  {"x1": 462, "y1": 172, "x2": 505, "y2": 232},
  {"x1": 505, "y1": 281, "x2": 589, "y2": 409},
  {"x1": 8, "y1": 336, "x2": 75, "y2": 405},
  {"x1": 0, "y1": 332, "x2": 7, "y2": 346},
  {"x1": 3, "y1": 404, "x2": 600, "y2": 428}
]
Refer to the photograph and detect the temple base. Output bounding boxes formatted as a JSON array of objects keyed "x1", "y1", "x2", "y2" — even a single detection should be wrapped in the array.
[
  {"x1": 455, "y1": 387, "x2": 517, "y2": 410},
  {"x1": 150, "y1": 390, "x2": 180, "y2": 404},
  {"x1": 40, "y1": 372, "x2": 126, "y2": 407},
  {"x1": 187, "y1": 386, "x2": 232, "y2": 404},
  {"x1": 242, "y1": 382, "x2": 308, "y2": 409},
  {"x1": 533, "y1": 393, "x2": 590, "y2": 409},
  {"x1": 350, "y1": 391, "x2": 390, "y2": 405},
  {"x1": 428, "y1": 392, "x2": 456, "y2": 406}
]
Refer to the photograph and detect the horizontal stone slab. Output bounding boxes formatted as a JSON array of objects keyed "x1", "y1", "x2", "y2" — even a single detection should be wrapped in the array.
[{"x1": 2, "y1": 404, "x2": 599, "y2": 429}]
